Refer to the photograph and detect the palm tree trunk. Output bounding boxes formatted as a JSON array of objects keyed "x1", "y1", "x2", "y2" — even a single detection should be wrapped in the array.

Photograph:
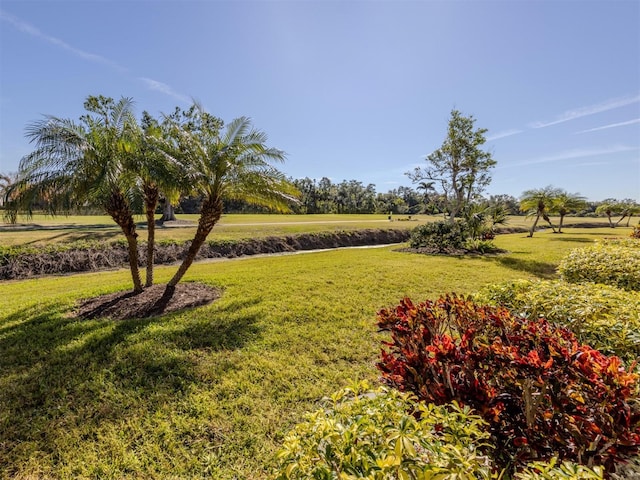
[
  {"x1": 558, "y1": 214, "x2": 565, "y2": 233},
  {"x1": 606, "y1": 213, "x2": 614, "y2": 227},
  {"x1": 105, "y1": 190, "x2": 143, "y2": 293},
  {"x1": 542, "y1": 213, "x2": 557, "y2": 233},
  {"x1": 166, "y1": 195, "x2": 223, "y2": 289},
  {"x1": 528, "y1": 214, "x2": 541, "y2": 237},
  {"x1": 143, "y1": 184, "x2": 159, "y2": 287},
  {"x1": 124, "y1": 233, "x2": 144, "y2": 293}
]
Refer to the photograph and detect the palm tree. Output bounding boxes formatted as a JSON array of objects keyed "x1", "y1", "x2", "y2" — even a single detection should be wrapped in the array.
[
  {"x1": 5, "y1": 96, "x2": 145, "y2": 293},
  {"x1": 161, "y1": 103, "x2": 299, "y2": 291},
  {"x1": 0, "y1": 172, "x2": 17, "y2": 211},
  {"x1": 133, "y1": 111, "x2": 185, "y2": 287},
  {"x1": 595, "y1": 200, "x2": 622, "y2": 228},
  {"x1": 519, "y1": 186, "x2": 560, "y2": 237},
  {"x1": 551, "y1": 190, "x2": 587, "y2": 233},
  {"x1": 616, "y1": 200, "x2": 640, "y2": 227}
]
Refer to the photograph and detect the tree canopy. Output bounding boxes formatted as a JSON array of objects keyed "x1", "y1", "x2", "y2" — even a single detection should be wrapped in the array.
[{"x1": 407, "y1": 109, "x2": 496, "y2": 221}]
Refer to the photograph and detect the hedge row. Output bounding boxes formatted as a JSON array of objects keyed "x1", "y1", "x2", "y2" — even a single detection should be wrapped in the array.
[{"x1": 0, "y1": 229, "x2": 410, "y2": 280}]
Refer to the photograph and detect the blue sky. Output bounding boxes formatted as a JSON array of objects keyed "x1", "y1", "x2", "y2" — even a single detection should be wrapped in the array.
[{"x1": 1, "y1": 0, "x2": 639, "y2": 202}]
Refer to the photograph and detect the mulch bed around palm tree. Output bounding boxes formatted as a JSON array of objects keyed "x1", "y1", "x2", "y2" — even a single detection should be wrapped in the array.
[{"x1": 73, "y1": 283, "x2": 221, "y2": 320}]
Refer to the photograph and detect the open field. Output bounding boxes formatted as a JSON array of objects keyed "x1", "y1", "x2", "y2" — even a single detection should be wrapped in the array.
[
  {"x1": 1, "y1": 214, "x2": 420, "y2": 246},
  {"x1": 0, "y1": 224, "x2": 635, "y2": 478},
  {"x1": 0, "y1": 213, "x2": 616, "y2": 247}
]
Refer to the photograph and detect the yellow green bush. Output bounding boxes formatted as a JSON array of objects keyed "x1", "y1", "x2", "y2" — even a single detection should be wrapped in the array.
[
  {"x1": 474, "y1": 279, "x2": 640, "y2": 362},
  {"x1": 273, "y1": 382, "x2": 494, "y2": 479},
  {"x1": 558, "y1": 242, "x2": 640, "y2": 291},
  {"x1": 515, "y1": 458, "x2": 603, "y2": 479}
]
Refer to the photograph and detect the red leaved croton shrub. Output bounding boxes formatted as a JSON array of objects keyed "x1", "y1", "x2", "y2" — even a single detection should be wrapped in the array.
[{"x1": 377, "y1": 294, "x2": 640, "y2": 476}]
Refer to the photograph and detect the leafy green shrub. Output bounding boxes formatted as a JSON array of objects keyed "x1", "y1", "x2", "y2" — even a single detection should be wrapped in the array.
[
  {"x1": 273, "y1": 382, "x2": 493, "y2": 479},
  {"x1": 409, "y1": 220, "x2": 468, "y2": 252},
  {"x1": 377, "y1": 294, "x2": 640, "y2": 475},
  {"x1": 558, "y1": 243, "x2": 640, "y2": 291},
  {"x1": 515, "y1": 458, "x2": 603, "y2": 479},
  {"x1": 474, "y1": 280, "x2": 640, "y2": 362},
  {"x1": 602, "y1": 237, "x2": 640, "y2": 248},
  {"x1": 464, "y1": 238, "x2": 501, "y2": 254}
]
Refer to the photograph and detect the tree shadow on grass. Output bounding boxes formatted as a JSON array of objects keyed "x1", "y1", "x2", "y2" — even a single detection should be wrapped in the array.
[
  {"x1": 23, "y1": 229, "x2": 123, "y2": 245},
  {"x1": 0, "y1": 297, "x2": 262, "y2": 476},
  {"x1": 549, "y1": 236, "x2": 595, "y2": 243},
  {"x1": 493, "y1": 256, "x2": 558, "y2": 279}
]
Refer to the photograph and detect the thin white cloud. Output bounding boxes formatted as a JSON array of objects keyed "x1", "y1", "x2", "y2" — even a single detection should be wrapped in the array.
[
  {"x1": 530, "y1": 95, "x2": 640, "y2": 129},
  {"x1": 571, "y1": 161, "x2": 612, "y2": 167},
  {"x1": 576, "y1": 118, "x2": 640, "y2": 134},
  {"x1": 486, "y1": 129, "x2": 523, "y2": 141},
  {"x1": 139, "y1": 78, "x2": 191, "y2": 104},
  {"x1": 0, "y1": 9, "x2": 127, "y2": 72},
  {"x1": 504, "y1": 145, "x2": 637, "y2": 168},
  {"x1": 1, "y1": 9, "x2": 190, "y2": 103}
]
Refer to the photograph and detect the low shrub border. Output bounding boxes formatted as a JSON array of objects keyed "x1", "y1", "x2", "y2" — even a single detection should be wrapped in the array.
[
  {"x1": 474, "y1": 279, "x2": 640, "y2": 363},
  {"x1": 0, "y1": 228, "x2": 410, "y2": 280},
  {"x1": 376, "y1": 294, "x2": 640, "y2": 475}
]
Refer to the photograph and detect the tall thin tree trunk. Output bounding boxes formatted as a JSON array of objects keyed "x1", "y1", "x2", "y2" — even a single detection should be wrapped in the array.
[
  {"x1": 143, "y1": 184, "x2": 159, "y2": 287},
  {"x1": 528, "y1": 214, "x2": 541, "y2": 237},
  {"x1": 542, "y1": 213, "x2": 557, "y2": 233},
  {"x1": 105, "y1": 190, "x2": 143, "y2": 293},
  {"x1": 558, "y1": 214, "x2": 565, "y2": 233},
  {"x1": 124, "y1": 233, "x2": 144, "y2": 293},
  {"x1": 166, "y1": 195, "x2": 223, "y2": 290}
]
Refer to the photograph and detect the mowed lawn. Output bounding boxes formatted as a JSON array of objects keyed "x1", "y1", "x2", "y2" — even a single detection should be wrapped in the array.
[
  {"x1": 0, "y1": 224, "x2": 632, "y2": 478},
  {"x1": 0, "y1": 213, "x2": 613, "y2": 246},
  {"x1": 0, "y1": 213, "x2": 424, "y2": 247}
]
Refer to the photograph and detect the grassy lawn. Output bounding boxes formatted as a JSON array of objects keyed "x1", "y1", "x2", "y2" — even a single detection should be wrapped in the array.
[
  {"x1": 0, "y1": 213, "x2": 615, "y2": 247},
  {"x1": 1, "y1": 213, "x2": 426, "y2": 246},
  {"x1": 0, "y1": 225, "x2": 632, "y2": 478}
]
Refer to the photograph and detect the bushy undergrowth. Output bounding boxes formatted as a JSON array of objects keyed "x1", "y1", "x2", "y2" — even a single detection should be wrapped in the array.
[
  {"x1": 515, "y1": 458, "x2": 603, "y2": 479},
  {"x1": 409, "y1": 220, "x2": 500, "y2": 254},
  {"x1": 273, "y1": 382, "x2": 493, "y2": 479},
  {"x1": 274, "y1": 382, "x2": 607, "y2": 480},
  {"x1": 474, "y1": 280, "x2": 640, "y2": 363},
  {"x1": 409, "y1": 220, "x2": 468, "y2": 252},
  {"x1": 558, "y1": 241, "x2": 640, "y2": 291},
  {"x1": 377, "y1": 294, "x2": 640, "y2": 475}
]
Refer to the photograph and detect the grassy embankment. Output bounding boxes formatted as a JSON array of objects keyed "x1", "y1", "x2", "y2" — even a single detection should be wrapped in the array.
[{"x1": 0, "y1": 218, "x2": 631, "y2": 478}]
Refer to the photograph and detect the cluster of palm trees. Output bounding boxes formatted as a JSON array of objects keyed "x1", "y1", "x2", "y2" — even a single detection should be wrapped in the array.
[
  {"x1": 595, "y1": 199, "x2": 640, "y2": 228},
  {"x1": 519, "y1": 187, "x2": 640, "y2": 237},
  {"x1": 4, "y1": 95, "x2": 298, "y2": 294}
]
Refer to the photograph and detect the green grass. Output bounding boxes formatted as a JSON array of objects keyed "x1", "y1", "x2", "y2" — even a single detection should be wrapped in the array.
[
  {"x1": 1, "y1": 213, "x2": 425, "y2": 246},
  {"x1": 0, "y1": 226, "x2": 632, "y2": 478},
  {"x1": 0, "y1": 213, "x2": 616, "y2": 247}
]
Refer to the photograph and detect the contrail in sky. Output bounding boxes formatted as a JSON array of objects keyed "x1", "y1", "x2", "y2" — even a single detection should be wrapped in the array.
[
  {"x1": 530, "y1": 95, "x2": 640, "y2": 128},
  {"x1": 576, "y1": 118, "x2": 640, "y2": 134},
  {"x1": 486, "y1": 129, "x2": 523, "y2": 141},
  {"x1": 503, "y1": 145, "x2": 637, "y2": 168},
  {"x1": 0, "y1": 9, "x2": 189, "y2": 104}
]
